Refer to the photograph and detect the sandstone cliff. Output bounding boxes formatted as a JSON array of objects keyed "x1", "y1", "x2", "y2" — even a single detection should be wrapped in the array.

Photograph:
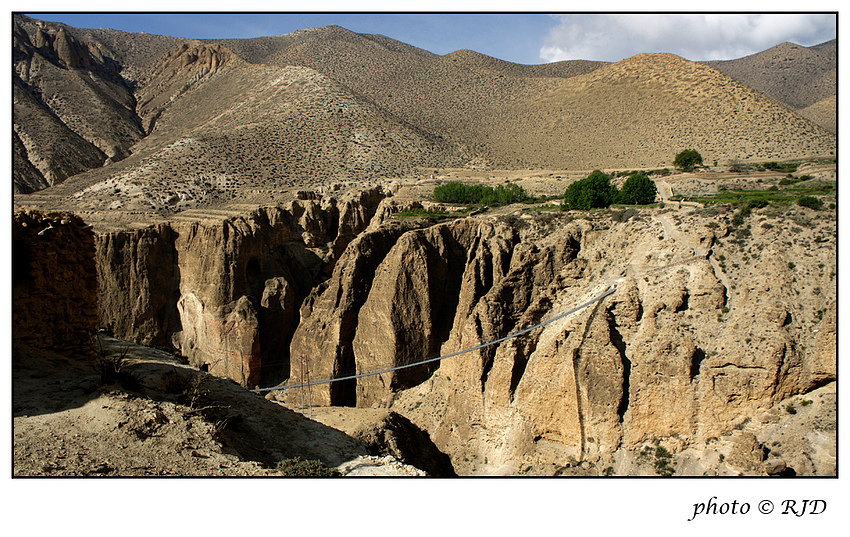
[
  {"x1": 268, "y1": 202, "x2": 834, "y2": 475},
  {"x1": 16, "y1": 195, "x2": 835, "y2": 477},
  {"x1": 96, "y1": 188, "x2": 389, "y2": 388},
  {"x1": 62, "y1": 175, "x2": 836, "y2": 475},
  {"x1": 285, "y1": 220, "x2": 426, "y2": 406}
]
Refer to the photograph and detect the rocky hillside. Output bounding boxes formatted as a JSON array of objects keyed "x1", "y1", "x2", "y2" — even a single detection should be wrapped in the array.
[
  {"x1": 12, "y1": 14, "x2": 221, "y2": 194},
  {"x1": 705, "y1": 40, "x2": 836, "y2": 112},
  {"x1": 12, "y1": 17, "x2": 155, "y2": 193},
  {"x1": 704, "y1": 39, "x2": 837, "y2": 135},
  {"x1": 14, "y1": 41, "x2": 467, "y2": 222},
  {"x1": 484, "y1": 53, "x2": 834, "y2": 169},
  {"x1": 798, "y1": 95, "x2": 836, "y2": 134},
  {"x1": 13, "y1": 15, "x2": 836, "y2": 199},
  {"x1": 213, "y1": 26, "x2": 608, "y2": 166},
  {"x1": 218, "y1": 25, "x2": 835, "y2": 170}
]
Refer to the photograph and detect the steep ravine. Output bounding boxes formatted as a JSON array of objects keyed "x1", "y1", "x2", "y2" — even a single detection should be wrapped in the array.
[
  {"x1": 96, "y1": 187, "x2": 390, "y2": 388},
  {"x1": 272, "y1": 203, "x2": 834, "y2": 475},
  {"x1": 94, "y1": 196, "x2": 835, "y2": 475}
]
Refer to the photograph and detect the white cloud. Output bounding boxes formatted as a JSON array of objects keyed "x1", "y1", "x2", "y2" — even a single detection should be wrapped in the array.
[{"x1": 539, "y1": 14, "x2": 836, "y2": 63}]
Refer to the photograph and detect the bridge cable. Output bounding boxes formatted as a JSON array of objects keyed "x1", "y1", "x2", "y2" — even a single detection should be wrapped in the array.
[{"x1": 251, "y1": 282, "x2": 617, "y2": 394}]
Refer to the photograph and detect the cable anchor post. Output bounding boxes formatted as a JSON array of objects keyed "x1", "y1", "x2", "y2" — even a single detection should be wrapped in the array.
[
  {"x1": 304, "y1": 354, "x2": 313, "y2": 420},
  {"x1": 299, "y1": 355, "x2": 306, "y2": 413}
]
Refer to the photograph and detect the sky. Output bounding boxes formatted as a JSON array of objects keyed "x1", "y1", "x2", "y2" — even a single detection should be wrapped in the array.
[{"x1": 23, "y1": 11, "x2": 837, "y2": 65}]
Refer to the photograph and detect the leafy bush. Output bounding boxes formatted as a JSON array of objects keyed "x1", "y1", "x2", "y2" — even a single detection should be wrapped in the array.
[
  {"x1": 617, "y1": 173, "x2": 657, "y2": 205},
  {"x1": 746, "y1": 199, "x2": 770, "y2": 210},
  {"x1": 562, "y1": 170, "x2": 618, "y2": 210},
  {"x1": 654, "y1": 445, "x2": 675, "y2": 477},
  {"x1": 728, "y1": 160, "x2": 749, "y2": 173},
  {"x1": 433, "y1": 182, "x2": 531, "y2": 206},
  {"x1": 763, "y1": 161, "x2": 799, "y2": 173},
  {"x1": 275, "y1": 457, "x2": 340, "y2": 477},
  {"x1": 674, "y1": 149, "x2": 703, "y2": 171},
  {"x1": 432, "y1": 182, "x2": 484, "y2": 204},
  {"x1": 731, "y1": 211, "x2": 746, "y2": 227},
  {"x1": 797, "y1": 196, "x2": 823, "y2": 210}
]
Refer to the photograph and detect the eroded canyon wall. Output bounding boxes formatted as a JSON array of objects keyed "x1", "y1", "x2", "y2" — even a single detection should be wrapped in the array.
[
  {"x1": 272, "y1": 207, "x2": 835, "y2": 472},
  {"x1": 89, "y1": 191, "x2": 835, "y2": 471},
  {"x1": 95, "y1": 187, "x2": 388, "y2": 387}
]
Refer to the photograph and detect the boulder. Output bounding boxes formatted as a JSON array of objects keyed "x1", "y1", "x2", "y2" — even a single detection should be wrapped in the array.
[
  {"x1": 763, "y1": 458, "x2": 787, "y2": 476},
  {"x1": 352, "y1": 411, "x2": 456, "y2": 476},
  {"x1": 727, "y1": 432, "x2": 765, "y2": 473}
]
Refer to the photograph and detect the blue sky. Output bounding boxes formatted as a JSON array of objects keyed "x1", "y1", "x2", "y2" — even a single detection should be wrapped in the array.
[{"x1": 25, "y1": 12, "x2": 837, "y2": 65}]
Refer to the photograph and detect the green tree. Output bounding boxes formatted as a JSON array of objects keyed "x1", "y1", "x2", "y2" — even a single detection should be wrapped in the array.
[
  {"x1": 480, "y1": 183, "x2": 531, "y2": 205},
  {"x1": 617, "y1": 173, "x2": 657, "y2": 205},
  {"x1": 673, "y1": 149, "x2": 703, "y2": 171},
  {"x1": 562, "y1": 171, "x2": 618, "y2": 210},
  {"x1": 433, "y1": 182, "x2": 531, "y2": 206}
]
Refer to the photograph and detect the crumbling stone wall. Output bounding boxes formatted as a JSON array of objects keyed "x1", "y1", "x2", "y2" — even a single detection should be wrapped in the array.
[{"x1": 13, "y1": 210, "x2": 97, "y2": 358}]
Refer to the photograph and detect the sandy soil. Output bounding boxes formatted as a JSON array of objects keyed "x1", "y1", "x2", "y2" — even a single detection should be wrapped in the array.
[{"x1": 12, "y1": 336, "x2": 423, "y2": 477}]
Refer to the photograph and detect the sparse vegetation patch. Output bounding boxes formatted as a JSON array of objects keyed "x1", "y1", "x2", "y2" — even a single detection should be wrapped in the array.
[
  {"x1": 797, "y1": 196, "x2": 823, "y2": 210},
  {"x1": 393, "y1": 206, "x2": 473, "y2": 222},
  {"x1": 275, "y1": 457, "x2": 341, "y2": 477},
  {"x1": 683, "y1": 181, "x2": 833, "y2": 211},
  {"x1": 762, "y1": 161, "x2": 799, "y2": 173}
]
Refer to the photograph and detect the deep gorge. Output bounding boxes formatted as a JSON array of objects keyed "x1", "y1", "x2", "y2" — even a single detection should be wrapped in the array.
[{"x1": 86, "y1": 188, "x2": 835, "y2": 474}]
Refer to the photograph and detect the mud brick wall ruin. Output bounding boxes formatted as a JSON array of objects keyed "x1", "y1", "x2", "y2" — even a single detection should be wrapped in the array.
[{"x1": 13, "y1": 210, "x2": 98, "y2": 358}]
